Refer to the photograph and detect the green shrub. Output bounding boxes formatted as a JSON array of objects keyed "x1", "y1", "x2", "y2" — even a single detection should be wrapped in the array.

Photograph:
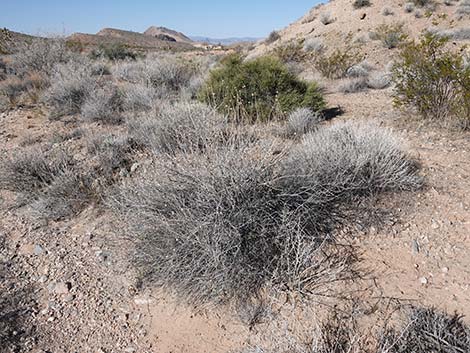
[
  {"x1": 91, "y1": 44, "x2": 138, "y2": 61},
  {"x1": 198, "y1": 54, "x2": 325, "y2": 122},
  {"x1": 393, "y1": 33, "x2": 470, "y2": 128},
  {"x1": 374, "y1": 24, "x2": 408, "y2": 49},
  {"x1": 315, "y1": 49, "x2": 362, "y2": 79}
]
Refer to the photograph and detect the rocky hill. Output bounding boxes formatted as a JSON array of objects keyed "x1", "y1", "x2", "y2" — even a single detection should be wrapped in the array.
[
  {"x1": 251, "y1": 0, "x2": 470, "y2": 64},
  {"x1": 69, "y1": 27, "x2": 195, "y2": 51},
  {"x1": 144, "y1": 26, "x2": 193, "y2": 43}
]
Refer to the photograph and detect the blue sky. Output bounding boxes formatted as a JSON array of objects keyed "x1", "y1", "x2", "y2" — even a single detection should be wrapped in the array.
[{"x1": 0, "y1": 0, "x2": 322, "y2": 38}]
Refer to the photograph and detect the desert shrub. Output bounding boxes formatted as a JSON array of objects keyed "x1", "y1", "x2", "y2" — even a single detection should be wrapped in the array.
[
  {"x1": 428, "y1": 27, "x2": 470, "y2": 40},
  {"x1": 121, "y1": 83, "x2": 158, "y2": 112},
  {"x1": 90, "y1": 60, "x2": 111, "y2": 76},
  {"x1": 113, "y1": 56, "x2": 196, "y2": 97},
  {"x1": 378, "y1": 307, "x2": 470, "y2": 353},
  {"x1": 413, "y1": 0, "x2": 434, "y2": 7},
  {"x1": 367, "y1": 72, "x2": 392, "y2": 89},
  {"x1": 198, "y1": 54, "x2": 325, "y2": 122},
  {"x1": 320, "y1": 12, "x2": 335, "y2": 25},
  {"x1": 266, "y1": 31, "x2": 281, "y2": 44},
  {"x1": 373, "y1": 24, "x2": 408, "y2": 49},
  {"x1": 315, "y1": 49, "x2": 362, "y2": 79},
  {"x1": 338, "y1": 77, "x2": 368, "y2": 93},
  {"x1": 30, "y1": 169, "x2": 95, "y2": 220},
  {"x1": 303, "y1": 38, "x2": 326, "y2": 53},
  {"x1": 284, "y1": 108, "x2": 322, "y2": 138},
  {"x1": 44, "y1": 59, "x2": 96, "y2": 118},
  {"x1": 347, "y1": 61, "x2": 374, "y2": 77},
  {"x1": 404, "y1": 2, "x2": 415, "y2": 12},
  {"x1": 81, "y1": 85, "x2": 124, "y2": 124},
  {"x1": 0, "y1": 77, "x2": 29, "y2": 106},
  {"x1": 87, "y1": 133, "x2": 135, "y2": 181},
  {"x1": 127, "y1": 102, "x2": 226, "y2": 154},
  {"x1": 353, "y1": 0, "x2": 371, "y2": 9},
  {"x1": 12, "y1": 38, "x2": 72, "y2": 75},
  {"x1": 90, "y1": 44, "x2": 137, "y2": 61},
  {"x1": 382, "y1": 7, "x2": 395, "y2": 16},
  {"x1": 109, "y1": 121, "x2": 421, "y2": 306},
  {"x1": 393, "y1": 33, "x2": 470, "y2": 126},
  {"x1": 0, "y1": 148, "x2": 71, "y2": 194},
  {"x1": 273, "y1": 40, "x2": 308, "y2": 63}
]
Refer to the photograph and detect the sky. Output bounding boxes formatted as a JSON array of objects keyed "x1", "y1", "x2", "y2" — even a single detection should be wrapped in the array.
[{"x1": 0, "y1": 0, "x2": 323, "y2": 39}]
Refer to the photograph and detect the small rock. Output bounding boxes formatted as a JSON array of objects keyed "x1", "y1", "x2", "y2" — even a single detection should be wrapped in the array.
[
  {"x1": 431, "y1": 221, "x2": 440, "y2": 229},
  {"x1": 34, "y1": 245, "x2": 44, "y2": 256},
  {"x1": 442, "y1": 267, "x2": 449, "y2": 274},
  {"x1": 130, "y1": 162, "x2": 140, "y2": 173},
  {"x1": 125, "y1": 346, "x2": 137, "y2": 353},
  {"x1": 419, "y1": 277, "x2": 428, "y2": 285},
  {"x1": 134, "y1": 297, "x2": 154, "y2": 306},
  {"x1": 63, "y1": 294, "x2": 75, "y2": 302},
  {"x1": 360, "y1": 13, "x2": 366, "y2": 20},
  {"x1": 53, "y1": 282, "x2": 72, "y2": 295}
]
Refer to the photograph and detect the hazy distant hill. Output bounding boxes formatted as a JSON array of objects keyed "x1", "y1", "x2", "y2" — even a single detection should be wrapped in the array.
[
  {"x1": 144, "y1": 26, "x2": 193, "y2": 43},
  {"x1": 190, "y1": 36, "x2": 260, "y2": 45}
]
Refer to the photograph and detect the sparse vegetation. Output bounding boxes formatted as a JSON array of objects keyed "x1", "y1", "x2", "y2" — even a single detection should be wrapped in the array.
[
  {"x1": 404, "y1": 2, "x2": 415, "y2": 12},
  {"x1": 44, "y1": 58, "x2": 96, "y2": 119},
  {"x1": 382, "y1": 7, "x2": 394, "y2": 16},
  {"x1": 393, "y1": 33, "x2": 470, "y2": 128},
  {"x1": 273, "y1": 40, "x2": 308, "y2": 63},
  {"x1": 284, "y1": 108, "x2": 322, "y2": 138},
  {"x1": 81, "y1": 85, "x2": 124, "y2": 124},
  {"x1": 315, "y1": 49, "x2": 362, "y2": 79},
  {"x1": 266, "y1": 31, "x2": 281, "y2": 44},
  {"x1": 198, "y1": 54, "x2": 325, "y2": 122},
  {"x1": 303, "y1": 38, "x2": 326, "y2": 53},
  {"x1": 320, "y1": 12, "x2": 335, "y2": 25},
  {"x1": 373, "y1": 24, "x2": 408, "y2": 49},
  {"x1": 109, "y1": 121, "x2": 421, "y2": 306},
  {"x1": 353, "y1": 0, "x2": 371, "y2": 9},
  {"x1": 90, "y1": 43, "x2": 138, "y2": 61}
]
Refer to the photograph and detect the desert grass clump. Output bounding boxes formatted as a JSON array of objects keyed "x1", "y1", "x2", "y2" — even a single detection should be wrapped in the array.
[
  {"x1": 81, "y1": 85, "x2": 124, "y2": 124},
  {"x1": 393, "y1": 33, "x2": 470, "y2": 127},
  {"x1": 121, "y1": 83, "x2": 158, "y2": 112},
  {"x1": 0, "y1": 77, "x2": 30, "y2": 107},
  {"x1": 0, "y1": 148, "x2": 71, "y2": 194},
  {"x1": 382, "y1": 7, "x2": 395, "y2": 16},
  {"x1": 367, "y1": 72, "x2": 392, "y2": 89},
  {"x1": 266, "y1": 31, "x2": 281, "y2": 44},
  {"x1": 353, "y1": 0, "x2": 371, "y2": 9},
  {"x1": 44, "y1": 59, "x2": 96, "y2": 119},
  {"x1": 198, "y1": 54, "x2": 325, "y2": 122},
  {"x1": 128, "y1": 102, "x2": 226, "y2": 154},
  {"x1": 109, "y1": 120, "x2": 421, "y2": 307},
  {"x1": 315, "y1": 49, "x2": 362, "y2": 79},
  {"x1": 378, "y1": 307, "x2": 470, "y2": 353},
  {"x1": 346, "y1": 61, "x2": 374, "y2": 77},
  {"x1": 273, "y1": 40, "x2": 308, "y2": 63},
  {"x1": 284, "y1": 108, "x2": 322, "y2": 138}
]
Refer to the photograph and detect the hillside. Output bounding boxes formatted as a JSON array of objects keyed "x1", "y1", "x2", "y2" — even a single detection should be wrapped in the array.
[{"x1": 251, "y1": 0, "x2": 470, "y2": 64}]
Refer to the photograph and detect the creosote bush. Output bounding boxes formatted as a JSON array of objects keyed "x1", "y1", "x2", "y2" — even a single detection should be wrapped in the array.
[
  {"x1": 393, "y1": 33, "x2": 470, "y2": 128},
  {"x1": 273, "y1": 40, "x2": 308, "y2": 63},
  {"x1": 81, "y1": 85, "x2": 124, "y2": 124},
  {"x1": 109, "y1": 121, "x2": 421, "y2": 307},
  {"x1": 198, "y1": 54, "x2": 325, "y2": 122}
]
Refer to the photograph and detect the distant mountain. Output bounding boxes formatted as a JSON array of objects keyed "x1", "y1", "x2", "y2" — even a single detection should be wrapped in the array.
[
  {"x1": 144, "y1": 26, "x2": 193, "y2": 43},
  {"x1": 69, "y1": 27, "x2": 195, "y2": 51},
  {"x1": 189, "y1": 36, "x2": 260, "y2": 45}
]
